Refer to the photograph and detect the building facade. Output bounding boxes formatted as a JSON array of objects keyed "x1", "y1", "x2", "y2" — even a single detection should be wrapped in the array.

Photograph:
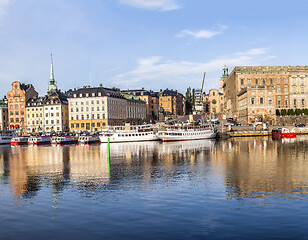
[
  {"x1": 0, "y1": 98, "x2": 8, "y2": 130},
  {"x1": 121, "y1": 88, "x2": 159, "y2": 122},
  {"x1": 7, "y1": 81, "x2": 38, "y2": 134},
  {"x1": 69, "y1": 87, "x2": 135, "y2": 132},
  {"x1": 26, "y1": 97, "x2": 45, "y2": 133},
  {"x1": 222, "y1": 66, "x2": 308, "y2": 124},
  {"x1": 204, "y1": 89, "x2": 224, "y2": 116},
  {"x1": 158, "y1": 89, "x2": 185, "y2": 117}
]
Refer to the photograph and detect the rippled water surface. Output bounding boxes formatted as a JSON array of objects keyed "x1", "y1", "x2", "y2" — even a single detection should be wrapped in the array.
[{"x1": 1, "y1": 137, "x2": 308, "y2": 239}]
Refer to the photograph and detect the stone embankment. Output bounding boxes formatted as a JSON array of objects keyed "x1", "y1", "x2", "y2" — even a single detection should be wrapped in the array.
[{"x1": 217, "y1": 125, "x2": 308, "y2": 138}]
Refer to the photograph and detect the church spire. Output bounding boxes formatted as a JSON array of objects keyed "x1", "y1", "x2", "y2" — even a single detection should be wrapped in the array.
[{"x1": 47, "y1": 54, "x2": 58, "y2": 95}]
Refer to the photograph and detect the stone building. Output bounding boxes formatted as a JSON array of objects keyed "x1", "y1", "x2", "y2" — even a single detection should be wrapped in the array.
[
  {"x1": 204, "y1": 89, "x2": 224, "y2": 116},
  {"x1": 158, "y1": 89, "x2": 185, "y2": 117},
  {"x1": 7, "y1": 81, "x2": 38, "y2": 134},
  {"x1": 0, "y1": 97, "x2": 8, "y2": 130},
  {"x1": 121, "y1": 88, "x2": 159, "y2": 122},
  {"x1": 222, "y1": 66, "x2": 308, "y2": 124},
  {"x1": 69, "y1": 86, "x2": 146, "y2": 132}
]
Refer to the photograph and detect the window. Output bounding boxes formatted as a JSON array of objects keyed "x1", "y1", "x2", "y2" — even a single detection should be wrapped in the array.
[
  {"x1": 71, "y1": 108, "x2": 74, "y2": 112},
  {"x1": 255, "y1": 78, "x2": 258, "y2": 84},
  {"x1": 86, "y1": 107, "x2": 89, "y2": 111},
  {"x1": 15, "y1": 111, "x2": 19, "y2": 115},
  {"x1": 302, "y1": 99, "x2": 305, "y2": 107},
  {"x1": 269, "y1": 98, "x2": 272, "y2": 105},
  {"x1": 15, "y1": 104, "x2": 19, "y2": 109},
  {"x1": 91, "y1": 123, "x2": 95, "y2": 127},
  {"x1": 51, "y1": 120, "x2": 54, "y2": 124},
  {"x1": 76, "y1": 123, "x2": 80, "y2": 128},
  {"x1": 293, "y1": 78, "x2": 296, "y2": 85},
  {"x1": 294, "y1": 99, "x2": 297, "y2": 108},
  {"x1": 46, "y1": 120, "x2": 49, "y2": 124},
  {"x1": 71, "y1": 116, "x2": 74, "y2": 120},
  {"x1": 277, "y1": 78, "x2": 280, "y2": 84},
  {"x1": 81, "y1": 123, "x2": 85, "y2": 128},
  {"x1": 277, "y1": 86, "x2": 281, "y2": 93},
  {"x1": 251, "y1": 98, "x2": 255, "y2": 105},
  {"x1": 301, "y1": 87, "x2": 304, "y2": 93},
  {"x1": 262, "y1": 78, "x2": 266, "y2": 84},
  {"x1": 81, "y1": 107, "x2": 83, "y2": 111},
  {"x1": 20, "y1": 104, "x2": 24, "y2": 108},
  {"x1": 10, "y1": 105, "x2": 13, "y2": 109},
  {"x1": 81, "y1": 115, "x2": 84, "y2": 120},
  {"x1": 248, "y1": 78, "x2": 251, "y2": 84},
  {"x1": 241, "y1": 79, "x2": 244, "y2": 85},
  {"x1": 285, "y1": 100, "x2": 288, "y2": 108},
  {"x1": 10, "y1": 118, "x2": 13, "y2": 123},
  {"x1": 16, "y1": 118, "x2": 19, "y2": 122},
  {"x1": 56, "y1": 113, "x2": 59, "y2": 117},
  {"x1": 86, "y1": 123, "x2": 90, "y2": 130},
  {"x1": 10, "y1": 111, "x2": 13, "y2": 115},
  {"x1": 301, "y1": 78, "x2": 304, "y2": 85},
  {"x1": 103, "y1": 114, "x2": 106, "y2": 119},
  {"x1": 270, "y1": 78, "x2": 273, "y2": 84},
  {"x1": 278, "y1": 100, "x2": 281, "y2": 108},
  {"x1": 21, "y1": 118, "x2": 24, "y2": 122},
  {"x1": 284, "y1": 86, "x2": 288, "y2": 93},
  {"x1": 260, "y1": 97, "x2": 264, "y2": 104},
  {"x1": 97, "y1": 122, "x2": 100, "y2": 127},
  {"x1": 284, "y1": 78, "x2": 288, "y2": 84},
  {"x1": 86, "y1": 114, "x2": 89, "y2": 119}
]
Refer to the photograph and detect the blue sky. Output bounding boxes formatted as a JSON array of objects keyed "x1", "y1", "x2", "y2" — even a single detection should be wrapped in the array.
[{"x1": 0, "y1": 0, "x2": 308, "y2": 97}]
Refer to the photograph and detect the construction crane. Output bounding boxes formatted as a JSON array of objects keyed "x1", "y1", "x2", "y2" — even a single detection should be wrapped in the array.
[{"x1": 201, "y1": 72, "x2": 206, "y2": 93}]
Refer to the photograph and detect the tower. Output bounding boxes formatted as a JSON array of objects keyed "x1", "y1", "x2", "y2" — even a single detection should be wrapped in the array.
[
  {"x1": 47, "y1": 54, "x2": 58, "y2": 95},
  {"x1": 220, "y1": 65, "x2": 228, "y2": 94}
]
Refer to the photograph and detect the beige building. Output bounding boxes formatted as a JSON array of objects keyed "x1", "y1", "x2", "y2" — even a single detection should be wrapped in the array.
[
  {"x1": 26, "y1": 97, "x2": 45, "y2": 133},
  {"x1": 69, "y1": 86, "x2": 146, "y2": 132},
  {"x1": 44, "y1": 91, "x2": 69, "y2": 133},
  {"x1": 222, "y1": 66, "x2": 308, "y2": 124},
  {"x1": 121, "y1": 89, "x2": 159, "y2": 122},
  {"x1": 7, "y1": 81, "x2": 38, "y2": 134},
  {"x1": 204, "y1": 89, "x2": 224, "y2": 116},
  {"x1": 158, "y1": 89, "x2": 185, "y2": 117}
]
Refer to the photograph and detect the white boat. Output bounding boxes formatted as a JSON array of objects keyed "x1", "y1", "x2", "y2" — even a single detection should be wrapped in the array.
[
  {"x1": 78, "y1": 135, "x2": 100, "y2": 144},
  {"x1": 28, "y1": 136, "x2": 51, "y2": 145},
  {"x1": 11, "y1": 136, "x2": 29, "y2": 146},
  {"x1": 0, "y1": 130, "x2": 17, "y2": 145},
  {"x1": 157, "y1": 125, "x2": 217, "y2": 142},
  {"x1": 51, "y1": 135, "x2": 78, "y2": 145},
  {"x1": 99, "y1": 124, "x2": 160, "y2": 143}
]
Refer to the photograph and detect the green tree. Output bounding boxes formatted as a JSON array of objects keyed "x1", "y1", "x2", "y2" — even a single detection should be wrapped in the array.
[
  {"x1": 276, "y1": 109, "x2": 280, "y2": 116},
  {"x1": 185, "y1": 87, "x2": 193, "y2": 114},
  {"x1": 295, "y1": 108, "x2": 301, "y2": 115},
  {"x1": 281, "y1": 109, "x2": 287, "y2": 115}
]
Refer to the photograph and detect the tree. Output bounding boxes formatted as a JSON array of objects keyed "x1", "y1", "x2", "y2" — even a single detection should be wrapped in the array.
[
  {"x1": 185, "y1": 87, "x2": 193, "y2": 114},
  {"x1": 295, "y1": 108, "x2": 301, "y2": 115},
  {"x1": 276, "y1": 109, "x2": 280, "y2": 116}
]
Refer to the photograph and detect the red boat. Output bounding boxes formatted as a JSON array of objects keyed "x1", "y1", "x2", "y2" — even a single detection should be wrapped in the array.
[
  {"x1": 271, "y1": 128, "x2": 296, "y2": 139},
  {"x1": 11, "y1": 137, "x2": 29, "y2": 146}
]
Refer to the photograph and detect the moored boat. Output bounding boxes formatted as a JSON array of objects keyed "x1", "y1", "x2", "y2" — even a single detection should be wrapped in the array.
[
  {"x1": 28, "y1": 136, "x2": 51, "y2": 145},
  {"x1": 11, "y1": 137, "x2": 29, "y2": 146},
  {"x1": 55, "y1": 135, "x2": 78, "y2": 145},
  {"x1": 78, "y1": 135, "x2": 100, "y2": 144},
  {"x1": 157, "y1": 124, "x2": 217, "y2": 142},
  {"x1": 271, "y1": 128, "x2": 296, "y2": 139},
  {"x1": 0, "y1": 130, "x2": 17, "y2": 145},
  {"x1": 99, "y1": 124, "x2": 160, "y2": 143}
]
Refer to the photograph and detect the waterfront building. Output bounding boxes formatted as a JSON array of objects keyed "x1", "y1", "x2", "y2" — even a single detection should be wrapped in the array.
[
  {"x1": 7, "y1": 81, "x2": 38, "y2": 134},
  {"x1": 26, "y1": 97, "x2": 46, "y2": 133},
  {"x1": 158, "y1": 88, "x2": 185, "y2": 117},
  {"x1": 121, "y1": 93, "x2": 147, "y2": 125},
  {"x1": 69, "y1": 87, "x2": 127, "y2": 131},
  {"x1": 203, "y1": 89, "x2": 224, "y2": 116},
  {"x1": 0, "y1": 97, "x2": 8, "y2": 130},
  {"x1": 121, "y1": 88, "x2": 159, "y2": 122},
  {"x1": 194, "y1": 89, "x2": 203, "y2": 113},
  {"x1": 222, "y1": 66, "x2": 308, "y2": 124},
  {"x1": 44, "y1": 91, "x2": 69, "y2": 132}
]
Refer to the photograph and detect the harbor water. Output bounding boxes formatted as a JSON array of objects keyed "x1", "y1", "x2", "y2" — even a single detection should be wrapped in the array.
[{"x1": 0, "y1": 137, "x2": 308, "y2": 239}]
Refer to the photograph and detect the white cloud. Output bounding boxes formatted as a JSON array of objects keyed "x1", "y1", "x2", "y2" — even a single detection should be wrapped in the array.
[
  {"x1": 120, "y1": 0, "x2": 180, "y2": 11},
  {"x1": 176, "y1": 25, "x2": 228, "y2": 39},
  {"x1": 0, "y1": 0, "x2": 13, "y2": 18},
  {"x1": 113, "y1": 48, "x2": 275, "y2": 92}
]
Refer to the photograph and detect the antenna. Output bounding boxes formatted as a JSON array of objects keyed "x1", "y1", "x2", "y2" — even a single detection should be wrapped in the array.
[{"x1": 90, "y1": 72, "x2": 92, "y2": 87}]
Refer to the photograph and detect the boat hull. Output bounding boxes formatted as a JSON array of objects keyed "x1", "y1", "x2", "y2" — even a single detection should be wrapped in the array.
[{"x1": 99, "y1": 132, "x2": 160, "y2": 143}]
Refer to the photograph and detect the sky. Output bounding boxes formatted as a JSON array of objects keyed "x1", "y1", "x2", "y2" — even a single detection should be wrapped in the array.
[{"x1": 0, "y1": 0, "x2": 308, "y2": 97}]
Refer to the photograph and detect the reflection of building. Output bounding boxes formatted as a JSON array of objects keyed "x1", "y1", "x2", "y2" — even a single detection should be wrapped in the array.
[
  {"x1": 222, "y1": 66, "x2": 308, "y2": 124},
  {"x1": 0, "y1": 97, "x2": 8, "y2": 130},
  {"x1": 158, "y1": 88, "x2": 185, "y2": 116},
  {"x1": 7, "y1": 82, "x2": 38, "y2": 134}
]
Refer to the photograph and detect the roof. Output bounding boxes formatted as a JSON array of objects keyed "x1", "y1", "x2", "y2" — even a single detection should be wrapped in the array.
[
  {"x1": 121, "y1": 93, "x2": 145, "y2": 103},
  {"x1": 70, "y1": 86, "x2": 124, "y2": 99},
  {"x1": 26, "y1": 96, "x2": 46, "y2": 107}
]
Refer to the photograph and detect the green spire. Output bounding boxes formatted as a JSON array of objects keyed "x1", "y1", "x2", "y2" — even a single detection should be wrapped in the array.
[
  {"x1": 223, "y1": 65, "x2": 228, "y2": 77},
  {"x1": 47, "y1": 54, "x2": 58, "y2": 95}
]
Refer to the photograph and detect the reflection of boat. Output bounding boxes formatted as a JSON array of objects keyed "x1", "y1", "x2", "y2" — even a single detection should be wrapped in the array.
[
  {"x1": 78, "y1": 135, "x2": 100, "y2": 144},
  {"x1": 157, "y1": 125, "x2": 217, "y2": 142},
  {"x1": 0, "y1": 130, "x2": 17, "y2": 145},
  {"x1": 160, "y1": 139, "x2": 216, "y2": 153},
  {"x1": 11, "y1": 137, "x2": 29, "y2": 146},
  {"x1": 99, "y1": 125, "x2": 160, "y2": 143},
  {"x1": 272, "y1": 128, "x2": 296, "y2": 139},
  {"x1": 28, "y1": 136, "x2": 51, "y2": 145}
]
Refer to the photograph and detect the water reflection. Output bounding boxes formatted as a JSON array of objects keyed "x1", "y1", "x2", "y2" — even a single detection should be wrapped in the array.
[{"x1": 1, "y1": 137, "x2": 308, "y2": 202}]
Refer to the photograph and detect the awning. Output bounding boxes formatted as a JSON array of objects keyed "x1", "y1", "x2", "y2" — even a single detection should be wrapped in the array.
[{"x1": 14, "y1": 124, "x2": 19, "y2": 129}]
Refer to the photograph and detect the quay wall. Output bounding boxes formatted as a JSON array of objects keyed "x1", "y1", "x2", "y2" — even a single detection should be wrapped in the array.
[{"x1": 276, "y1": 115, "x2": 308, "y2": 125}]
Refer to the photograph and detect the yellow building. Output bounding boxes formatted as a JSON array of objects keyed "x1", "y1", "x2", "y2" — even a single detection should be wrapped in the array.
[
  {"x1": 158, "y1": 89, "x2": 184, "y2": 117},
  {"x1": 204, "y1": 89, "x2": 224, "y2": 116}
]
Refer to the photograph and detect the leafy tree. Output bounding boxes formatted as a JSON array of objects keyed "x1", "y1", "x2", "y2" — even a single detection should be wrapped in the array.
[
  {"x1": 295, "y1": 108, "x2": 301, "y2": 115},
  {"x1": 185, "y1": 87, "x2": 193, "y2": 114},
  {"x1": 281, "y1": 109, "x2": 287, "y2": 115},
  {"x1": 276, "y1": 109, "x2": 280, "y2": 116}
]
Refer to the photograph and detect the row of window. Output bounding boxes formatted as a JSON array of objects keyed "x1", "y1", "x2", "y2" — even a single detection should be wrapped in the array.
[
  {"x1": 10, "y1": 118, "x2": 24, "y2": 123},
  {"x1": 10, "y1": 111, "x2": 25, "y2": 116},
  {"x1": 250, "y1": 97, "x2": 272, "y2": 105},
  {"x1": 71, "y1": 100, "x2": 105, "y2": 105},
  {"x1": 71, "y1": 122, "x2": 106, "y2": 129},
  {"x1": 9, "y1": 104, "x2": 24, "y2": 109},
  {"x1": 71, "y1": 106, "x2": 105, "y2": 112},
  {"x1": 240, "y1": 77, "x2": 306, "y2": 85},
  {"x1": 9, "y1": 97, "x2": 24, "y2": 102},
  {"x1": 71, "y1": 114, "x2": 106, "y2": 120},
  {"x1": 277, "y1": 99, "x2": 305, "y2": 108}
]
